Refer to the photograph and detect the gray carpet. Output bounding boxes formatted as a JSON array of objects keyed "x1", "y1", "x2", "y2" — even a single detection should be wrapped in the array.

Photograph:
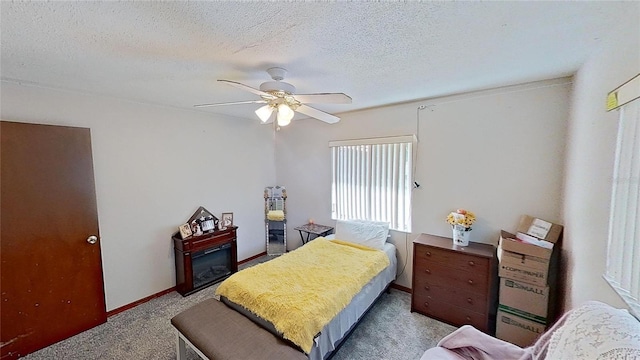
[{"x1": 24, "y1": 256, "x2": 456, "y2": 360}]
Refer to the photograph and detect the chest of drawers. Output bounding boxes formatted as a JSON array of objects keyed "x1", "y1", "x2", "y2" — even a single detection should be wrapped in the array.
[{"x1": 411, "y1": 233, "x2": 498, "y2": 334}]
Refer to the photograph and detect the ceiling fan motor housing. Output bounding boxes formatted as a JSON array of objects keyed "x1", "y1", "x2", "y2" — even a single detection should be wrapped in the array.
[
  {"x1": 260, "y1": 81, "x2": 296, "y2": 95},
  {"x1": 260, "y1": 67, "x2": 296, "y2": 94}
]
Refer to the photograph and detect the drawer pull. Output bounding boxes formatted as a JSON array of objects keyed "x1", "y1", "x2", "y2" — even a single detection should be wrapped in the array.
[
  {"x1": 424, "y1": 302, "x2": 429, "y2": 307},
  {"x1": 425, "y1": 269, "x2": 431, "y2": 274},
  {"x1": 424, "y1": 285, "x2": 430, "y2": 291},
  {"x1": 425, "y1": 251, "x2": 432, "y2": 257},
  {"x1": 468, "y1": 261, "x2": 475, "y2": 266},
  {"x1": 466, "y1": 316, "x2": 472, "y2": 321},
  {"x1": 468, "y1": 279, "x2": 474, "y2": 285},
  {"x1": 467, "y1": 298, "x2": 473, "y2": 304}
]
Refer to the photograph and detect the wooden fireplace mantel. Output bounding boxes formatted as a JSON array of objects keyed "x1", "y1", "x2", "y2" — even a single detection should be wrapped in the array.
[{"x1": 173, "y1": 226, "x2": 238, "y2": 296}]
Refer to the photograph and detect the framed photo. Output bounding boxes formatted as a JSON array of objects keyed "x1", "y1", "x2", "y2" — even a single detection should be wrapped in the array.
[
  {"x1": 221, "y1": 212, "x2": 234, "y2": 228},
  {"x1": 178, "y1": 223, "x2": 192, "y2": 239},
  {"x1": 187, "y1": 206, "x2": 215, "y2": 224}
]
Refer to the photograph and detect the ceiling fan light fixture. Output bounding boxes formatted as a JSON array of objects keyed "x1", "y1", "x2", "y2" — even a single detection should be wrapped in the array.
[
  {"x1": 255, "y1": 104, "x2": 274, "y2": 123},
  {"x1": 277, "y1": 103, "x2": 294, "y2": 126}
]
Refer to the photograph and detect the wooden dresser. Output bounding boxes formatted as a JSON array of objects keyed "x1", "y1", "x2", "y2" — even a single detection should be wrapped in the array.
[{"x1": 411, "y1": 233, "x2": 498, "y2": 334}]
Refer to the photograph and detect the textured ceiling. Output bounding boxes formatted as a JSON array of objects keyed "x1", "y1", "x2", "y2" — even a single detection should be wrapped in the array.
[{"x1": 1, "y1": 2, "x2": 636, "y2": 122}]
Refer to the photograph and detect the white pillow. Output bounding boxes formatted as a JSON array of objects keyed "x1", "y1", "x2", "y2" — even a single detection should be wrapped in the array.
[{"x1": 334, "y1": 220, "x2": 389, "y2": 250}]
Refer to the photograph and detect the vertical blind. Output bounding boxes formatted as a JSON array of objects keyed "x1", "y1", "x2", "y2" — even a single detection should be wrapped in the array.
[
  {"x1": 605, "y1": 98, "x2": 640, "y2": 316},
  {"x1": 330, "y1": 136, "x2": 414, "y2": 232}
]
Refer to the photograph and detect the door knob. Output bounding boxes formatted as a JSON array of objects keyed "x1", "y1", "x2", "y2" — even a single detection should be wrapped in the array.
[{"x1": 87, "y1": 235, "x2": 98, "y2": 244}]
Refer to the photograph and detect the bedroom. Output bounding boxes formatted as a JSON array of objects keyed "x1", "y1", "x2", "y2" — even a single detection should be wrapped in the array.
[{"x1": 1, "y1": 1, "x2": 638, "y2": 359}]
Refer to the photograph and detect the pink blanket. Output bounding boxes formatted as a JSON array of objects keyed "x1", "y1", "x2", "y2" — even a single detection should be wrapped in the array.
[
  {"x1": 435, "y1": 310, "x2": 570, "y2": 360},
  {"x1": 436, "y1": 325, "x2": 527, "y2": 360}
]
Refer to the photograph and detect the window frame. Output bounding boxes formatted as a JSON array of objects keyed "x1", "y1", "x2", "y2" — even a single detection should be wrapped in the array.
[
  {"x1": 604, "y1": 98, "x2": 640, "y2": 318},
  {"x1": 329, "y1": 135, "x2": 415, "y2": 233}
]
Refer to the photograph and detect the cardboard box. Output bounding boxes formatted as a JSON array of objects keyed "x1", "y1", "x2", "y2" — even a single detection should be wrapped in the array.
[
  {"x1": 499, "y1": 230, "x2": 554, "y2": 260},
  {"x1": 516, "y1": 215, "x2": 563, "y2": 244},
  {"x1": 496, "y1": 306, "x2": 547, "y2": 347},
  {"x1": 499, "y1": 277, "x2": 549, "y2": 318},
  {"x1": 498, "y1": 241, "x2": 550, "y2": 286}
]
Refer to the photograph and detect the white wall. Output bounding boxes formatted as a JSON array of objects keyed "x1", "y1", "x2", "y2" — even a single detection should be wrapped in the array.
[
  {"x1": 563, "y1": 4, "x2": 639, "y2": 310},
  {"x1": 277, "y1": 78, "x2": 570, "y2": 288},
  {"x1": 1, "y1": 81, "x2": 275, "y2": 311},
  {"x1": 6, "y1": 26, "x2": 634, "y2": 311}
]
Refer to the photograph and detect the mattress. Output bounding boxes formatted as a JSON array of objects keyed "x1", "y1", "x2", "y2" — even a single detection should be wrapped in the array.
[{"x1": 222, "y1": 240, "x2": 397, "y2": 360}]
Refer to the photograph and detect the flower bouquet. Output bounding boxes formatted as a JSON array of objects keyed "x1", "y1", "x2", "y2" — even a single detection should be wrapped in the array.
[{"x1": 447, "y1": 209, "x2": 476, "y2": 246}]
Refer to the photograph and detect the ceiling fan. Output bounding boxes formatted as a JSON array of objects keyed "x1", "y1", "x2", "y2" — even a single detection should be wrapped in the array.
[{"x1": 194, "y1": 67, "x2": 352, "y2": 126}]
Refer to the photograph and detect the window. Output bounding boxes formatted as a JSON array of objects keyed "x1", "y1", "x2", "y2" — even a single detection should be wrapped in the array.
[
  {"x1": 330, "y1": 135, "x2": 414, "y2": 232},
  {"x1": 604, "y1": 98, "x2": 639, "y2": 317}
]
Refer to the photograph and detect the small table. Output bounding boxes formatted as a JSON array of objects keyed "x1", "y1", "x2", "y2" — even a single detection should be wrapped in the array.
[{"x1": 294, "y1": 223, "x2": 334, "y2": 244}]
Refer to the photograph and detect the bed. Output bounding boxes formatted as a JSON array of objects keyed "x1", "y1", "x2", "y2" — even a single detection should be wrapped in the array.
[{"x1": 173, "y1": 219, "x2": 397, "y2": 360}]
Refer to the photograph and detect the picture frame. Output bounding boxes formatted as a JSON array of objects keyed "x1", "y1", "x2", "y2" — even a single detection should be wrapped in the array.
[
  {"x1": 221, "y1": 212, "x2": 234, "y2": 228},
  {"x1": 187, "y1": 206, "x2": 215, "y2": 224},
  {"x1": 178, "y1": 223, "x2": 192, "y2": 239}
]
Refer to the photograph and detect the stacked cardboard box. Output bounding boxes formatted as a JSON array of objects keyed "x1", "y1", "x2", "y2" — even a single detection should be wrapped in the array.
[{"x1": 495, "y1": 215, "x2": 563, "y2": 347}]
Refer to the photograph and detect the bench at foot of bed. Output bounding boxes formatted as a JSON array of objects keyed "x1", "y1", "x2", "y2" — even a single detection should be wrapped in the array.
[{"x1": 171, "y1": 298, "x2": 306, "y2": 360}]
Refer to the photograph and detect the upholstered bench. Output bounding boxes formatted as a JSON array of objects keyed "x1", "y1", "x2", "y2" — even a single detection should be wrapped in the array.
[{"x1": 171, "y1": 298, "x2": 306, "y2": 360}]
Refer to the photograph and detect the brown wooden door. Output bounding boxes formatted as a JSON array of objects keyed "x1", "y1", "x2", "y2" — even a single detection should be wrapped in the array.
[{"x1": 1, "y1": 121, "x2": 107, "y2": 359}]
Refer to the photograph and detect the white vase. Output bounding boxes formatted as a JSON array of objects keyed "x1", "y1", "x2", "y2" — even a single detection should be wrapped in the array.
[{"x1": 452, "y1": 225, "x2": 470, "y2": 246}]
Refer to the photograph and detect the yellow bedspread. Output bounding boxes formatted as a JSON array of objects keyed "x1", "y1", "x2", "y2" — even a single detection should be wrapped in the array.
[{"x1": 215, "y1": 238, "x2": 390, "y2": 353}]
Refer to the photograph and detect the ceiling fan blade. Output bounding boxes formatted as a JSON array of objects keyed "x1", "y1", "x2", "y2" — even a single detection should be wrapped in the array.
[
  {"x1": 194, "y1": 100, "x2": 267, "y2": 108},
  {"x1": 293, "y1": 93, "x2": 352, "y2": 104},
  {"x1": 296, "y1": 104, "x2": 340, "y2": 124},
  {"x1": 218, "y1": 80, "x2": 276, "y2": 99}
]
